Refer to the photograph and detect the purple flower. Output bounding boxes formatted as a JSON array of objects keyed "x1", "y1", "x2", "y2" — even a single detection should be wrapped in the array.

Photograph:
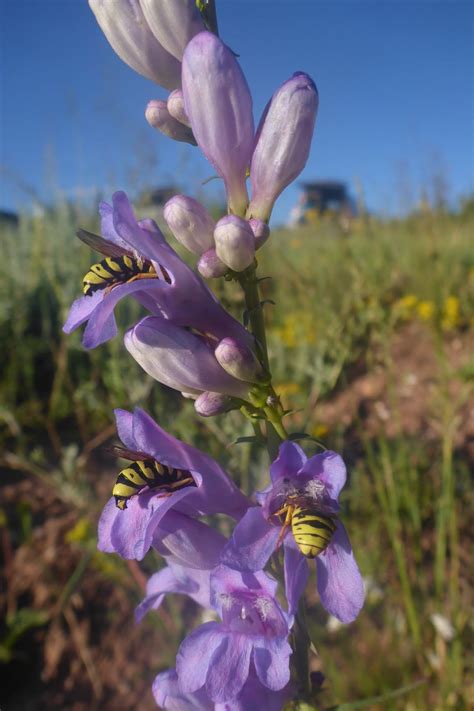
[
  {"x1": 182, "y1": 32, "x2": 254, "y2": 216},
  {"x1": 154, "y1": 667, "x2": 290, "y2": 710},
  {"x1": 98, "y1": 408, "x2": 249, "y2": 560},
  {"x1": 221, "y1": 442, "x2": 365, "y2": 623},
  {"x1": 124, "y1": 316, "x2": 251, "y2": 400},
  {"x1": 88, "y1": 0, "x2": 181, "y2": 90},
  {"x1": 63, "y1": 191, "x2": 252, "y2": 349},
  {"x1": 140, "y1": 0, "x2": 206, "y2": 61},
  {"x1": 175, "y1": 565, "x2": 292, "y2": 703},
  {"x1": 248, "y1": 73, "x2": 319, "y2": 221}
]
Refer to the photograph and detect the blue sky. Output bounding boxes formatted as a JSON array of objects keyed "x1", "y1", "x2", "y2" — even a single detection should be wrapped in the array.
[{"x1": 1, "y1": 0, "x2": 473, "y2": 225}]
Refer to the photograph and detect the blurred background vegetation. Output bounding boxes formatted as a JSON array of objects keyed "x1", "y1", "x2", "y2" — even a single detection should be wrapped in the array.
[{"x1": 0, "y1": 194, "x2": 473, "y2": 710}]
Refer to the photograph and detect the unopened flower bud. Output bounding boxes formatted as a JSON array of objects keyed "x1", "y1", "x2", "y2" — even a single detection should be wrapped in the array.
[
  {"x1": 89, "y1": 0, "x2": 181, "y2": 90},
  {"x1": 249, "y1": 72, "x2": 319, "y2": 221},
  {"x1": 249, "y1": 218, "x2": 270, "y2": 250},
  {"x1": 164, "y1": 195, "x2": 215, "y2": 255},
  {"x1": 194, "y1": 391, "x2": 237, "y2": 417},
  {"x1": 215, "y1": 337, "x2": 263, "y2": 383},
  {"x1": 167, "y1": 89, "x2": 191, "y2": 127},
  {"x1": 182, "y1": 32, "x2": 254, "y2": 216},
  {"x1": 214, "y1": 216, "x2": 255, "y2": 272},
  {"x1": 141, "y1": 0, "x2": 205, "y2": 61},
  {"x1": 145, "y1": 100, "x2": 197, "y2": 145},
  {"x1": 197, "y1": 249, "x2": 228, "y2": 279}
]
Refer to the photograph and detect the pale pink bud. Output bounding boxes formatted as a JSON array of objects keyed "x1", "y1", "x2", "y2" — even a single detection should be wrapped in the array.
[
  {"x1": 214, "y1": 215, "x2": 255, "y2": 272},
  {"x1": 249, "y1": 72, "x2": 319, "y2": 221},
  {"x1": 215, "y1": 337, "x2": 263, "y2": 383},
  {"x1": 145, "y1": 100, "x2": 196, "y2": 145},
  {"x1": 249, "y1": 218, "x2": 270, "y2": 250},
  {"x1": 140, "y1": 0, "x2": 205, "y2": 61},
  {"x1": 167, "y1": 89, "x2": 191, "y2": 127},
  {"x1": 194, "y1": 391, "x2": 237, "y2": 417},
  {"x1": 88, "y1": 0, "x2": 181, "y2": 89},
  {"x1": 164, "y1": 195, "x2": 215, "y2": 255},
  {"x1": 197, "y1": 249, "x2": 228, "y2": 279}
]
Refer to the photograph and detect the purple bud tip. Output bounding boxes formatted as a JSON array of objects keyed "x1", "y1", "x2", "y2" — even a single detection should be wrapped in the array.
[
  {"x1": 194, "y1": 391, "x2": 237, "y2": 417},
  {"x1": 214, "y1": 215, "x2": 255, "y2": 272},
  {"x1": 249, "y1": 71, "x2": 319, "y2": 221},
  {"x1": 197, "y1": 248, "x2": 228, "y2": 278},
  {"x1": 163, "y1": 195, "x2": 215, "y2": 255},
  {"x1": 167, "y1": 89, "x2": 191, "y2": 127},
  {"x1": 145, "y1": 100, "x2": 196, "y2": 145},
  {"x1": 249, "y1": 218, "x2": 270, "y2": 250},
  {"x1": 215, "y1": 337, "x2": 263, "y2": 383}
]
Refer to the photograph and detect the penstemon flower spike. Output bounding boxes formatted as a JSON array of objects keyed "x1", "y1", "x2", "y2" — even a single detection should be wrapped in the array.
[{"x1": 64, "y1": 4, "x2": 366, "y2": 708}]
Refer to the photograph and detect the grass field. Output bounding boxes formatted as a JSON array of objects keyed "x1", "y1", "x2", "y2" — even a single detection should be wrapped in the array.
[{"x1": 0, "y1": 198, "x2": 473, "y2": 709}]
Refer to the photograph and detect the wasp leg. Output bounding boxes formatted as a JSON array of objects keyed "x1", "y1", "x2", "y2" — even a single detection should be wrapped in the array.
[{"x1": 275, "y1": 505, "x2": 294, "y2": 549}]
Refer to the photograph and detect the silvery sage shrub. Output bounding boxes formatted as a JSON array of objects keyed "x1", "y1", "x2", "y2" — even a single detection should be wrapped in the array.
[{"x1": 65, "y1": 3, "x2": 365, "y2": 708}]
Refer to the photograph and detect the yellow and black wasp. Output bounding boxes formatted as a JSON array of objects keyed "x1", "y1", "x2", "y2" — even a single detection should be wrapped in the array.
[
  {"x1": 273, "y1": 494, "x2": 337, "y2": 559},
  {"x1": 77, "y1": 228, "x2": 171, "y2": 297},
  {"x1": 109, "y1": 445, "x2": 197, "y2": 510}
]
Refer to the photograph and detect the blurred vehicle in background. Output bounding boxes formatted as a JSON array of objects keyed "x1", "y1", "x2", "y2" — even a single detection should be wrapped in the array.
[{"x1": 289, "y1": 180, "x2": 357, "y2": 230}]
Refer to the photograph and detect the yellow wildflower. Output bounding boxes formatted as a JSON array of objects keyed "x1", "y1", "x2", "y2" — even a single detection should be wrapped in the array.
[
  {"x1": 311, "y1": 423, "x2": 329, "y2": 439},
  {"x1": 417, "y1": 300, "x2": 435, "y2": 321},
  {"x1": 441, "y1": 295, "x2": 461, "y2": 331}
]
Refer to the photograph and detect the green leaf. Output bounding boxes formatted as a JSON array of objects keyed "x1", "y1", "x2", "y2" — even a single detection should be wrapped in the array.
[{"x1": 323, "y1": 678, "x2": 426, "y2": 710}]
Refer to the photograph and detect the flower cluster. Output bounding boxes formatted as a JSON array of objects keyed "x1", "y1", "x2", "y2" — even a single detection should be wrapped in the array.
[{"x1": 66, "y1": 3, "x2": 365, "y2": 708}]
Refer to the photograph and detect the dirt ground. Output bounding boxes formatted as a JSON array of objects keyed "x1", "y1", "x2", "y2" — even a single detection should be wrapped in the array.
[{"x1": 1, "y1": 323, "x2": 472, "y2": 710}]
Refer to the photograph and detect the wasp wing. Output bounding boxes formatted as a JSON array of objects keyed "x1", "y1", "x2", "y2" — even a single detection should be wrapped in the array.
[
  {"x1": 105, "y1": 445, "x2": 151, "y2": 461},
  {"x1": 77, "y1": 229, "x2": 131, "y2": 259}
]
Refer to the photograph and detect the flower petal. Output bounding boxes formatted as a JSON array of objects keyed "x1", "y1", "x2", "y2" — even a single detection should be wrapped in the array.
[
  {"x1": 114, "y1": 408, "x2": 135, "y2": 450},
  {"x1": 153, "y1": 510, "x2": 226, "y2": 570},
  {"x1": 253, "y1": 637, "x2": 292, "y2": 690},
  {"x1": 135, "y1": 566, "x2": 180, "y2": 622},
  {"x1": 315, "y1": 521, "x2": 365, "y2": 623},
  {"x1": 153, "y1": 668, "x2": 212, "y2": 711},
  {"x1": 220, "y1": 508, "x2": 280, "y2": 572},
  {"x1": 205, "y1": 634, "x2": 252, "y2": 702},
  {"x1": 270, "y1": 441, "x2": 307, "y2": 483},
  {"x1": 81, "y1": 279, "x2": 165, "y2": 349},
  {"x1": 136, "y1": 561, "x2": 212, "y2": 622},
  {"x1": 97, "y1": 486, "x2": 195, "y2": 560},
  {"x1": 131, "y1": 408, "x2": 250, "y2": 520},
  {"x1": 210, "y1": 565, "x2": 278, "y2": 612},
  {"x1": 299, "y1": 450, "x2": 347, "y2": 501},
  {"x1": 176, "y1": 622, "x2": 225, "y2": 693},
  {"x1": 63, "y1": 291, "x2": 103, "y2": 334},
  {"x1": 283, "y1": 543, "x2": 309, "y2": 617}
]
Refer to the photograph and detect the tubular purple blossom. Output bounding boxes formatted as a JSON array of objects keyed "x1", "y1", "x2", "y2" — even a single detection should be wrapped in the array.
[
  {"x1": 221, "y1": 442, "x2": 365, "y2": 623},
  {"x1": 140, "y1": 0, "x2": 206, "y2": 61},
  {"x1": 214, "y1": 215, "x2": 255, "y2": 272},
  {"x1": 63, "y1": 191, "x2": 254, "y2": 349},
  {"x1": 88, "y1": 0, "x2": 181, "y2": 89},
  {"x1": 164, "y1": 195, "x2": 215, "y2": 256},
  {"x1": 145, "y1": 100, "x2": 196, "y2": 144},
  {"x1": 124, "y1": 316, "x2": 251, "y2": 399},
  {"x1": 98, "y1": 408, "x2": 250, "y2": 560},
  {"x1": 182, "y1": 32, "x2": 254, "y2": 216},
  {"x1": 248, "y1": 72, "x2": 319, "y2": 221},
  {"x1": 175, "y1": 566, "x2": 292, "y2": 703}
]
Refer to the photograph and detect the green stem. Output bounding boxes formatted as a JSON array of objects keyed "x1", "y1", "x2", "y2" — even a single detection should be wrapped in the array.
[{"x1": 237, "y1": 265, "x2": 270, "y2": 371}]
